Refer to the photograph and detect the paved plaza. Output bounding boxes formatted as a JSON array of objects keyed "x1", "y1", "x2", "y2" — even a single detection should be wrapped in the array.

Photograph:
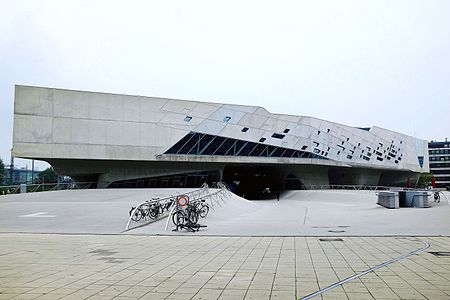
[
  {"x1": 0, "y1": 189, "x2": 449, "y2": 299},
  {"x1": 0, "y1": 234, "x2": 449, "y2": 300}
]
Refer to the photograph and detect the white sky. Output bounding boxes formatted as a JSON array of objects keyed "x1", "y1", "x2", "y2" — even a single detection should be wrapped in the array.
[{"x1": 1, "y1": 0, "x2": 449, "y2": 170}]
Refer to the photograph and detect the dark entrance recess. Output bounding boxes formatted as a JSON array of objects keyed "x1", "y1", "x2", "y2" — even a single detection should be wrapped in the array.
[{"x1": 223, "y1": 165, "x2": 285, "y2": 199}]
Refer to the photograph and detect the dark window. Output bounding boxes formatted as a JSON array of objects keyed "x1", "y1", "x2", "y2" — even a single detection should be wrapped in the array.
[
  {"x1": 266, "y1": 145, "x2": 277, "y2": 157},
  {"x1": 202, "y1": 136, "x2": 226, "y2": 155},
  {"x1": 238, "y1": 142, "x2": 257, "y2": 156},
  {"x1": 282, "y1": 149, "x2": 295, "y2": 157},
  {"x1": 188, "y1": 133, "x2": 207, "y2": 155},
  {"x1": 347, "y1": 155, "x2": 352, "y2": 159},
  {"x1": 377, "y1": 157, "x2": 383, "y2": 161},
  {"x1": 327, "y1": 129, "x2": 330, "y2": 133},
  {"x1": 418, "y1": 156, "x2": 424, "y2": 168},
  {"x1": 178, "y1": 132, "x2": 203, "y2": 154},
  {"x1": 301, "y1": 145, "x2": 308, "y2": 150},
  {"x1": 233, "y1": 140, "x2": 248, "y2": 155},
  {"x1": 283, "y1": 128, "x2": 290, "y2": 133},
  {"x1": 198, "y1": 134, "x2": 215, "y2": 154},
  {"x1": 242, "y1": 127, "x2": 249, "y2": 132},
  {"x1": 214, "y1": 138, "x2": 236, "y2": 155},
  {"x1": 165, "y1": 132, "x2": 195, "y2": 154},
  {"x1": 318, "y1": 130, "x2": 321, "y2": 135},
  {"x1": 223, "y1": 116, "x2": 231, "y2": 122},
  {"x1": 249, "y1": 144, "x2": 266, "y2": 157},
  {"x1": 259, "y1": 137, "x2": 266, "y2": 143},
  {"x1": 271, "y1": 147, "x2": 286, "y2": 157},
  {"x1": 272, "y1": 133, "x2": 285, "y2": 139},
  {"x1": 184, "y1": 116, "x2": 192, "y2": 122}
]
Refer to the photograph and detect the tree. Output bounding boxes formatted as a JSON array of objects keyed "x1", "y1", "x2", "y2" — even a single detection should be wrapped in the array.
[
  {"x1": 35, "y1": 167, "x2": 58, "y2": 184},
  {"x1": 417, "y1": 172, "x2": 433, "y2": 188},
  {"x1": 0, "y1": 157, "x2": 4, "y2": 183}
]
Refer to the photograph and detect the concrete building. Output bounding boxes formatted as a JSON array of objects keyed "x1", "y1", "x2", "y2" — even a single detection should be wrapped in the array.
[
  {"x1": 13, "y1": 86, "x2": 428, "y2": 198},
  {"x1": 429, "y1": 139, "x2": 450, "y2": 189}
]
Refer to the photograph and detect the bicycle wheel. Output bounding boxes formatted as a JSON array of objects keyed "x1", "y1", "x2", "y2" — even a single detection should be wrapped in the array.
[
  {"x1": 148, "y1": 205, "x2": 159, "y2": 219},
  {"x1": 199, "y1": 204, "x2": 209, "y2": 218},
  {"x1": 187, "y1": 208, "x2": 199, "y2": 224},
  {"x1": 130, "y1": 208, "x2": 142, "y2": 221},
  {"x1": 172, "y1": 210, "x2": 186, "y2": 226}
]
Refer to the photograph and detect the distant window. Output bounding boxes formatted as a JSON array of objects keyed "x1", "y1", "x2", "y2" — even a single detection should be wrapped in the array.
[
  {"x1": 301, "y1": 145, "x2": 307, "y2": 150},
  {"x1": 347, "y1": 155, "x2": 352, "y2": 159},
  {"x1": 327, "y1": 129, "x2": 330, "y2": 133},
  {"x1": 346, "y1": 137, "x2": 349, "y2": 141},
  {"x1": 242, "y1": 127, "x2": 249, "y2": 132},
  {"x1": 223, "y1": 116, "x2": 231, "y2": 122},
  {"x1": 283, "y1": 128, "x2": 290, "y2": 133},
  {"x1": 317, "y1": 130, "x2": 321, "y2": 135},
  {"x1": 272, "y1": 133, "x2": 285, "y2": 139},
  {"x1": 337, "y1": 151, "x2": 340, "y2": 155},
  {"x1": 377, "y1": 157, "x2": 383, "y2": 161},
  {"x1": 184, "y1": 116, "x2": 192, "y2": 122},
  {"x1": 313, "y1": 148, "x2": 320, "y2": 154},
  {"x1": 259, "y1": 137, "x2": 266, "y2": 143}
]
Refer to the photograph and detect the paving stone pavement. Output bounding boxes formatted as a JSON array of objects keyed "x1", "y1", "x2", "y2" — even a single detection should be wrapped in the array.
[{"x1": 0, "y1": 234, "x2": 449, "y2": 300}]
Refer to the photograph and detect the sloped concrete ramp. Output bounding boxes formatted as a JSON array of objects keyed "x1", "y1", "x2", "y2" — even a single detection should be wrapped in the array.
[{"x1": 0, "y1": 189, "x2": 449, "y2": 236}]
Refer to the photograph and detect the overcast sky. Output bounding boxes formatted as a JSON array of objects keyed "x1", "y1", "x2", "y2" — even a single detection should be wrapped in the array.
[{"x1": 1, "y1": 0, "x2": 449, "y2": 170}]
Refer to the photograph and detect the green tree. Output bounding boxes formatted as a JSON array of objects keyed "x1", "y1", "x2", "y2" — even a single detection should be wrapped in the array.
[
  {"x1": 417, "y1": 172, "x2": 433, "y2": 188},
  {"x1": 0, "y1": 157, "x2": 4, "y2": 183},
  {"x1": 35, "y1": 167, "x2": 58, "y2": 184}
]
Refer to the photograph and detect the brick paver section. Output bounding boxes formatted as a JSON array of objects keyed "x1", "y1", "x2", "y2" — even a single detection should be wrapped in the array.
[{"x1": 0, "y1": 234, "x2": 449, "y2": 300}]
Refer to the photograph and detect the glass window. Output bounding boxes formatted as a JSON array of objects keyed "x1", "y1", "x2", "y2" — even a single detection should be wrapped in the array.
[
  {"x1": 214, "y1": 138, "x2": 236, "y2": 155},
  {"x1": 259, "y1": 137, "x2": 266, "y2": 143},
  {"x1": 282, "y1": 149, "x2": 295, "y2": 157},
  {"x1": 223, "y1": 116, "x2": 231, "y2": 122},
  {"x1": 202, "y1": 136, "x2": 226, "y2": 155},
  {"x1": 241, "y1": 127, "x2": 249, "y2": 132},
  {"x1": 178, "y1": 132, "x2": 202, "y2": 154},
  {"x1": 165, "y1": 132, "x2": 194, "y2": 154},
  {"x1": 238, "y1": 142, "x2": 257, "y2": 156},
  {"x1": 271, "y1": 147, "x2": 286, "y2": 157},
  {"x1": 249, "y1": 144, "x2": 266, "y2": 156},
  {"x1": 271, "y1": 133, "x2": 285, "y2": 139},
  {"x1": 283, "y1": 128, "x2": 290, "y2": 133}
]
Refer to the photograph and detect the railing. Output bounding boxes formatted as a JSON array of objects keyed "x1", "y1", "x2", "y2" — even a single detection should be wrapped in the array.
[
  {"x1": 125, "y1": 182, "x2": 232, "y2": 231},
  {"x1": 300, "y1": 184, "x2": 391, "y2": 191},
  {"x1": 0, "y1": 182, "x2": 97, "y2": 195}
]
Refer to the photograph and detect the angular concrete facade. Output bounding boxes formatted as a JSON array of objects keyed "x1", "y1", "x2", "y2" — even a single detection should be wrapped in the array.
[{"x1": 13, "y1": 86, "x2": 428, "y2": 196}]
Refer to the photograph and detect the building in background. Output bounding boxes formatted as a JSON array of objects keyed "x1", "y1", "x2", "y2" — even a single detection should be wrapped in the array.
[
  {"x1": 1, "y1": 166, "x2": 39, "y2": 186},
  {"x1": 12, "y1": 86, "x2": 429, "y2": 198},
  {"x1": 428, "y1": 139, "x2": 450, "y2": 189}
]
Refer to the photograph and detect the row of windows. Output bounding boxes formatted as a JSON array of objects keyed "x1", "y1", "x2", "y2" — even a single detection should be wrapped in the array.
[
  {"x1": 164, "y1": 132, "x2": 328, "y2": 160},
  {"x1": 428, "y1": 142, "x2": 450, "y2": 149},
  {"x1": 431, "y1": 169, "x2": 450, "y2": 175},
  {"x1": 434, "y1": 177, "x2": 450, "y2": 182},
  {"x1": 430, "y1": 156, "x2": 450, "y2": 161},
  {"x1": 430, "y1": 163, "x2": 450, "y2": 168},
  {"x1": 429, "y1": 149, "x2": 450, "y2": 155}
]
